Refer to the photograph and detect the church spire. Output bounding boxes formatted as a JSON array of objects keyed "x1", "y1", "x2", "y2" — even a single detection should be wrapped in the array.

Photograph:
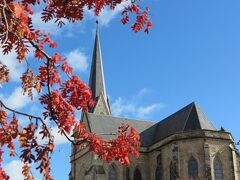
[
  {"x1": 89, "y1": 21, "x2": 107, "y2": 100},
  {"x1": 88, "y1": 22, "x2": 111, "y2": 115}
]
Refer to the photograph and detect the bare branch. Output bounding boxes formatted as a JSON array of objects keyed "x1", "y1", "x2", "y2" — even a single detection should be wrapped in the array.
[{"x1": 0, "y1": 100, "x2": 42, "y2": 120}]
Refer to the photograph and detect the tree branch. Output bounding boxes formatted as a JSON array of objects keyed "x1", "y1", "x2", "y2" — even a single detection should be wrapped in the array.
[
  {"x1": 0, "y1": 100, "x2": 41, "y2": 120},
  {"x1": 0, "y1": 122, "x2": 35, "y2": 178},
  {"x1": 0, "y1": 0, "x2": 9, "y2": 48},
  {"x1": 28, "y1": 40, "x2": 80, "y2": 145},
  {"x1": 0, "y1": 100, "x2": 53, "y2": 140}
]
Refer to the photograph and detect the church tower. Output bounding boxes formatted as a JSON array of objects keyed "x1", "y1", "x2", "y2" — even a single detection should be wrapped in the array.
[
  {"x1": 69, "y1": 26, "x2": 111, "y2": 180},
  {"x1": 88, "y1": 25, "x2": 111, "y2": 115},
  {"x1": 69, "y1": 25, "x2": 240, "y2": 180}
]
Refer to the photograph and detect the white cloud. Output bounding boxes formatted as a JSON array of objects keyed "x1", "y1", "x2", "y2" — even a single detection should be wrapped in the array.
[
  {"x1": 36, "y1": 126, "x2": 70, "y2": 145},
  {"x1": 3, "y1": 160, "x2": 41, "y2": 180},
  {"x1": 31, "y1": 12, "x2": 62, "y2": 36},
  {"x1": 0, "y1": 47, "x2": 34, "y2": 82},
  {"x1": 135, "y1": 88, "x2": 152, "y2": 99},
  {"x1": 111, "y1": 88, "x2": 165, "y2": 119},
  {"x1": 30, "y1": 2, "x2": 129, "y2": 38},
  {"x1": 4, "y1": 160, "x2": 24, "y2": 180},
  {"x1": 31, "y1": 12, "x2": 84, "y2": 37},
  {"x1": 138, "y1": 104, "x2": 161, "y2": 118},
  {"x1": 97, "y1": 7, "x2": 121, "y2": 26},
  {"x1": 65, "y1": 49, "x2": 88, "y2": 73},
  {"x1": 0, "y1": 52, "x2": 24, "y2": 82},
  {"x1": 51, "y1": 127, "x2": 70, "y2": 145},
  {"x1": 15, "y1": 104, "x2": 43, "y2": 126},
  {"x1": 86, "y1": 1, "x2": 130, "y2": 26},
  {"x1": 0, "y1": 87, "x2": 36, "y2": 110}
]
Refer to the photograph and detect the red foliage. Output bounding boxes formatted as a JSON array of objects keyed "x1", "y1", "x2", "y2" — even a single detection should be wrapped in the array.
[
  {"x1": 0, "y1": 0, "x2": 150, "y2": 179},
  {"x1": 121, "y1": 5, "x2": 152, "y2": 33}
]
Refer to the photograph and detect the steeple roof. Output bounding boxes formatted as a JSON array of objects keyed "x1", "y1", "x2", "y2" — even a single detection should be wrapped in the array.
[
  {"x1": 88, "y1": 27, "x2": 107, "y2": 100},
  {"x1": 88, "y1": 25, "x2": 111, "y2": 115}
]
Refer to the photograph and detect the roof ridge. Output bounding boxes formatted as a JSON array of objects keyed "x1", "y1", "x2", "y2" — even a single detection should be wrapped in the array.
[
  {"x1": 182, "y1": 102, "x2": 195, "y2": 131},
  {"x1": 152, "y1": 102, "x2": 195, "y2": 127},
  {"x1": 194, "y1": 103, "x2": 203, "y2": 129},
  {"x1": 86, "y1": 112, "x2": 156, "y2": 124},
  {"x1": 194, "y1": 103, "x2": 216, "y2": 130}
]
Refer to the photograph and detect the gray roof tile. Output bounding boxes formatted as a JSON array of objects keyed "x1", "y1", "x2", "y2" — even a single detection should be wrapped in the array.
[
  {"x1": 140, "y1": 102, "x2": 216, "y2": 146},
  {"x1": 85, "y1": 102, "x2": 216, "y2": 147},
  {"x1": 86, "y1": 113, "x2": 155, "y2": 141}
]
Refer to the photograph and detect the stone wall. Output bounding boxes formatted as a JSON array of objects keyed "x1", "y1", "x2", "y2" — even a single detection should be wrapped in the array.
[{"x1": 70, "y1": 130, "x2": 240, "y2": 180}]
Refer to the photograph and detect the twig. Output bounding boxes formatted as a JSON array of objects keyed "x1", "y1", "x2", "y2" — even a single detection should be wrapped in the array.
[
  {"x1": 0, "y1": 0, "x2": 9, "y2": 48},
  {"x1": 0, "y1": 100, "x2": 52, "y2": 141},
  {"x1": 0, "y1": 100, "x2": 41, "y2": 120},
  {"x1": 97, "y1": 133, "x2": 117, "y2": 136},
  {"x1": 0, "y1": 122, "x2": 35, "y2": 178},
  {"x1": 29, "y1": 40, "x2": 79, "y2": 145}
]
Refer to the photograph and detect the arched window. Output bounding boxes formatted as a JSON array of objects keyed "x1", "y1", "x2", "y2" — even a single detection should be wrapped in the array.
[
  {"x1": 93, "y1": 169, "x2": 97, "y2": 180},
  {"x1": 126, "y1": 167, "x2": 130, "y2": 180},
  {"x1": 108, "y1": 165, "x2": 117, "y2": 180},
  {"x1": 134, "y1": 168, "x2": 142, "y2": 180},
  {"x1": 155, "y1": 154, "x2": 162, "y2": 180},
  {"x1": 155, "y1": 166, "x2": 162, "y2": 180},
  {"x1": 188, "y1": 157, "x2": 198, "y2": 179},
  {"x1": 214, "y1": 157, "x2": 223, "y2": 180},
  {"x1": 170, "y1": 161, "x2": 177, "y2": 180}
]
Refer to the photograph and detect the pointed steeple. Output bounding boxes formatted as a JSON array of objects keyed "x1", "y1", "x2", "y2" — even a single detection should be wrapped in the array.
[
  {"x1": 89, "y1": 23, "x2": 107, "y2": 99},
  {"x1": 88, "y1": 22, "x2": 111, "y2": 115}
]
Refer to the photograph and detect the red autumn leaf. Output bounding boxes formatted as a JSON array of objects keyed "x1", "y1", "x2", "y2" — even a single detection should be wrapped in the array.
[
  {"x1": 62, "y1": 61, "x2": 73, "y2": 75},
  {"x1": 0, "y1": 0, "x2": 151, "y2": 178},
  {"x1": 14, "y1": 3, "x2": 24, "y2": 18},
  {"x1": 52, "y1": 53, "x2": 62, "y2": 63}
]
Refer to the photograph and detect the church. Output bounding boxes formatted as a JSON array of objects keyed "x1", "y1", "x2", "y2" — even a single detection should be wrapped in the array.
[{"x1": 69, "y1": 28, "x2": 240, "y2": 180}]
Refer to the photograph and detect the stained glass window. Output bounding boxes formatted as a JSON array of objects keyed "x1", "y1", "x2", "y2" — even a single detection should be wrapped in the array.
[
  {"x1": 188, "y1": 157, "x2": 198, "y2": 179},
  {"x1": 134, "y1": 168, "x2": 142, "y2": 180},
  {"x1": 155, "y1": 154, "x2": 162, "y2": 180},
  {"x1": 214, "y1": 157, "x2": 223, "y2": 180},
  {"x1": 108, "y1": 165, "x2": 117, "y2": 180}
]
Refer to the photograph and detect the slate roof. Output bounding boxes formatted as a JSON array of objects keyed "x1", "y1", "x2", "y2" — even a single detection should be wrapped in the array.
[
  {"x1": 140, "y1": 102, "x2": 216, "y2": 146},
  {"x1": 85, "y1": 102, "x2": 216, "y2": 147},
  {"x1": 85, "y1": 113, "x2": 156, "y2": 141}
]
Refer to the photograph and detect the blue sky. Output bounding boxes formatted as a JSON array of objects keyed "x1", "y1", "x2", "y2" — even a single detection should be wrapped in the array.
[{"x1": 1, "y1": 0, "x2": 240, "y2": 179}]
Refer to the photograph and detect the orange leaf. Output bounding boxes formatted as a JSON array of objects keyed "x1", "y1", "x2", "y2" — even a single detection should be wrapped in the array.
[{"x1": 14, "y1": 3, "x2": 24, "y2": 18}]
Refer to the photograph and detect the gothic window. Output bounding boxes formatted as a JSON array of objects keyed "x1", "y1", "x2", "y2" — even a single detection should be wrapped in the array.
[
  {"x1": 156, "y1": 166, "x2": 162, "y2": 180},
  {"x1": 188, "y1": 157, "x2": 198, "y2": 179},
  {"x1": 126, "y1": 167, "x2": 130, "y2": 180},
  {"x1": 155, "y1": 153, "x2": 162, "y2": 180},
  {"x1": 214, "y1": 157, "x2": 223, "y2": 180},
  {"x1": 134, "y1": 168, "x2": 142, "y2": 180},
  {"x1": 108, "y1": 164, "x2": 117, "y2": 180},
  {"x1": 93, "y1": 169, "x2": 97, "y2": 180},
  {"x1": 170, "y1": 161, "x2": 176, "y2": 180}
]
